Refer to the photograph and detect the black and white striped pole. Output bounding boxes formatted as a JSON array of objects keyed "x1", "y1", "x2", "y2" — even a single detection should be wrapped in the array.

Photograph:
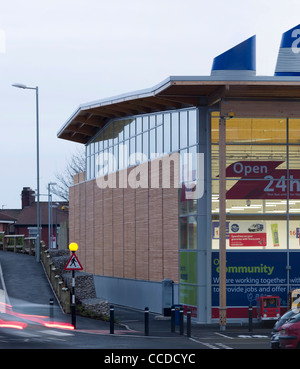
[
  {"x1": 65, "y1": 242, "x2": 83, "y2": 329},
  {"x1": 71, "y1": 266, "x2": 76, "y2": 328}
]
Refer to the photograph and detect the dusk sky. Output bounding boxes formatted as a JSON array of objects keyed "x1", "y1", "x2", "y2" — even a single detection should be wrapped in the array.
[{"x1": 1, "y1": 0, "x2": 299, "y2": 208}]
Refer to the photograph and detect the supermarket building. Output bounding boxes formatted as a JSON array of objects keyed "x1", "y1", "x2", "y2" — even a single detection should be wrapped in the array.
[{"x1": 58, "y1": 25, "x2": 300, "y2": 323}]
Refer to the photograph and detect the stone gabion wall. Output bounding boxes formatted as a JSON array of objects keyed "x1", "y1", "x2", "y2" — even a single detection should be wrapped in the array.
[{"x1": 42, "y1": 247, "x2": 109, "y2": 318}]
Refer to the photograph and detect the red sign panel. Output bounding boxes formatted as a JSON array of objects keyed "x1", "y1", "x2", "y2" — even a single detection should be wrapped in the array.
[
  {"x1": 225, "y1": 161, "x2": 300, "y2": 199},
  {"x1": 229, "y1": 222, "x2": 267, "y2": 247}
]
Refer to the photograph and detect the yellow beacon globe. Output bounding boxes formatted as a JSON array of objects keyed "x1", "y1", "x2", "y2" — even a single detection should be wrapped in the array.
[{"x1": 69, "y1": 242, "x2": 78, "y2": 252}]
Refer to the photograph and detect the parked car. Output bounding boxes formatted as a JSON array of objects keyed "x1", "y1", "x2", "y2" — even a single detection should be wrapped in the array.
[
  {"x1": 270, "y1": 308, "x2": 300, "y2": 349},
  {"x1": 279, "y1": 312, "x2": 300, "y2": 349}
]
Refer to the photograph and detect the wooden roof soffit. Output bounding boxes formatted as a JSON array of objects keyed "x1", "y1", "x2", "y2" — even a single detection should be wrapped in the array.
[{"x1": 221, "y1": 99, "x2": 300, "y2": 118}]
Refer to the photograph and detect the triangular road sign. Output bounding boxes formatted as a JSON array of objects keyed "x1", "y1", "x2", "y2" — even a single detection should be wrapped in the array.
[{"x1": 64, "y1": 253, "x2": 83, "y2": 271}]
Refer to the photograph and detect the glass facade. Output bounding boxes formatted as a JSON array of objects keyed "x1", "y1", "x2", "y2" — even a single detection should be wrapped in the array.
[
  {"x1": 86, "y1": 107, "x2": 199, "y2": 311},
  {"x1": 85, "y1": 107, "x2": 300, "y2": 316},
  {"x1": 86, "y1": 108, "x2": 198, "y2": 181},
  {"x1": 211, "y1": 113, "x2": 300, "y2": 250}
]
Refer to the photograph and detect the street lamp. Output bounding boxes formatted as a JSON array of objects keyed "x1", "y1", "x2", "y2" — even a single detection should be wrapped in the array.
[
  {"x1": 48, "y1": 182, "x2": 57, "y2": 249},
  {"x1": 12, "y1": 83, "x2": 40, "y2": 262}
]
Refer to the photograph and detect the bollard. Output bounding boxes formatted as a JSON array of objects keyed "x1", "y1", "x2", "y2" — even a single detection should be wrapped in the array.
[
  {"x1": 171, "y1": 305, "x2": 175, "y2": 333},
  {"x1": 179, "y1": 306, "x2": 184, "y2": 335},
  {"x1": 187, "y1": 308, "x2": 191, "y2": 337},
  {"x1": 110, "y1": 305, "x2": 114, "y2": 334},
  {"x1": 49, "y1": 298, "x2": 54, "y2": 321},
  {"x1": 248, "y1": 305, "x2": 253, "y2": 332},
  {"x1": 145, "y1": 307, "x2": 149, "y2": 336}
]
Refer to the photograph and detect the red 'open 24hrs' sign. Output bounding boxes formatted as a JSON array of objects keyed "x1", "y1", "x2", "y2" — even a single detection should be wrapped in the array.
[{"x1": 225, "y1": 161, "x2": 300, "y2": 199}]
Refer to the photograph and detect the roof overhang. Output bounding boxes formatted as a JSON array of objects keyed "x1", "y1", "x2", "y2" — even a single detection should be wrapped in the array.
[{"x1": 57, "y1": 75, "x2": 300, "y2": 144}]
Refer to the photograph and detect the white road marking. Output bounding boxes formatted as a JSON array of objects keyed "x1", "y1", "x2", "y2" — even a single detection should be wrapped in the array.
[
  {"x1": 189, "y1": 337, "x2": 233, "y2": 349},
  {"x1": 215, "y1": 332, "x2": 234, "y2": 339}
]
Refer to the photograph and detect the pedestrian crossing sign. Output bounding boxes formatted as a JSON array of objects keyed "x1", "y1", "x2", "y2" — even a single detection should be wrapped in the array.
[{"x1": 64, "y1": 253, "x2": 83, "y2": 271}]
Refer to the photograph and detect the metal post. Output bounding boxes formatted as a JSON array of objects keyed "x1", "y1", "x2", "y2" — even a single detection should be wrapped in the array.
[
  {"x1": 110, "y1": 305, "x2": 114, "y2": 334},
  {"x1": 35, "y1": 86, "x2": 40, "y2": 262},
  {"x1": 219, "y1": 116, "x2": 227, "y2": 331},
  {"x1": 49, "y1": 298, "x2": 54, "y2": 321},
  {"x1": 179, "y1": 306, "x2": 184, "y2": 335},
  {"x1": 11, "y1": 84, "x2": 40, "y2": 261},
  {"x1": 248, "y1": 305, "x2": 253, "y2": 332},
  {"x1": 71, "y1": 259, "x2": 76, "y2": 328},
  {"x1": 187, "y1": 308, "x2": 191, "y2": 337},
  {"x1": 145, "y1": 307, "x2": 149, "y2": 336},
  {"x1": 171, "y1": 305, "x2": 175, "y2": 333}
]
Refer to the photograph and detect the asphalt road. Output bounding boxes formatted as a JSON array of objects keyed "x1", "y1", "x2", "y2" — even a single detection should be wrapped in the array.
[{"x1": 0, "y1": 251, "x2": 273, "y2": 351}]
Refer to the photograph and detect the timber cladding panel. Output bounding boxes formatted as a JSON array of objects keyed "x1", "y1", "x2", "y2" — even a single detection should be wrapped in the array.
[
  {"x1": 85, "y1": 181, "x2": 94, "y2": 273},
  {"x1": 69, "y1": 169, "x2": 179, "y2": 283},
  {"x1": 94, "y1": 181, "x2": 103, "y2": 275}
]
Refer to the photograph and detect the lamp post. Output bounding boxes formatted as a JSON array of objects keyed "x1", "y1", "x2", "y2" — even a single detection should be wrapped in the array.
[
  {"x1": 12, "y1": 83, "x2": 40, "y2": 262},
  {"x1": 48, "y1": 182, "x2": 57, "y2": 249}
]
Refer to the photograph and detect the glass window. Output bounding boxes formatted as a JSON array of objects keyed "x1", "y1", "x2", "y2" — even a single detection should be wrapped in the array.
[
  {"x1": 156, "y1": 114, "x2": 163, "y2": 126},
  {"x1": 124, "y1": 119, "x2": 131, "y2": 140},
  {"x1": 136, "y1": 117, "x2": 142, "y2": 134},
  {"x1": 113, "y1": 121, "x2": 120, "y2": 145},
  {"x1": 109, "y1": 147, "x2": 114, "y2": 172},
  {"x1": 179, "y1": 284, "x2": 197, "y2": 306},
  {"x1": 103, "y1": 128, "x2": 109, "y2": 149},
  {"x1": 143, "y1": 116, "x2": 148, "y2": 131},
  {"x1": 136, "y1": 134, "x2": 142, "y2": 160},
  {"x1": 180, "y1": 216, "x2": 197, "y2": 249},
  {"x1": 171, "y1": 112, "x2": 179, "y2": 152},
  {"x1": 189, "y1": 145, "x2": 198, "y2": 181},
  {"x1": 130, "y1": 118, "x2": 136, "y2": 136},
  {"x1": 180, "y1": 111, "x2": 188, "y2": 149},
  {"x1": 150, "y1": 115, "x2": 156, "y2": 128},
  {"x1": 118, "y1": 120, "x2": 124, "y2": 142},
  {"x1": 179, "y1": 189, "x2": 188, "y2": 215},
  {"x1": 180, "y1": 251, "x2": 197, "y2": 284},
  {"x1": 86, "y1": 155, "x2": 91, "y2": 179},
  {"x1": 211, "y1": 113, "x2": 287, "y2": 144},
  {"x1": 99, "y1": 131, "x2": 104, "y2": 151},
  {"x1": 164, "y1": 113, "x2": 171, "y2": 154},
  {"x1": 180, "y1": 218, "x2": 188, "y2": 249},
  {"x1": 157, "y1": 124, "x2": 163, "y2": 156},
  {"x1": 130, "y1": 137, "x2": 136, "y2": 165},
  {"x1": 114, "y1": 145, "x2": 119, "y2": 171},
  {"x1": 107, "y1": 123, "x2": 114, "y2": 147},
  {"x1": 189, "y1": 109, "x2": 197, "y2": 146},
  {"x1": 91, "y1": 154, "x2": 95, "y2": 178},
  {"x1": 149, "y1": 128, "x2": 156, "y2": 158},
  {"x1": 119, "y1": 143, "x2": 126, "y2": 170},
  {"x1": 188, "y1": 216, "x2": 197, "y2": 249},
  {"x1": 143, "y1": 131, "x2": 149, "y2": 159},
  {"x1": 90, "y1": 142, "x2": 95, "y2": 155},
  {"x1": 123, "y1": 140, "x2": 129, "y2": 168}
]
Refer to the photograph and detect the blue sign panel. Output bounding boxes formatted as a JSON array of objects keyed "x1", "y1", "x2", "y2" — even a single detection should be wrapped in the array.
[{"x1": 212, "y1": 251, "x2": 300, "y2": 308}]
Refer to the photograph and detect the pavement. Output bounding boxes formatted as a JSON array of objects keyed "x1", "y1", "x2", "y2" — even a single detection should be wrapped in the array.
[{"x1": 0, "y1": 250, "x2": 273, "y2": 339}]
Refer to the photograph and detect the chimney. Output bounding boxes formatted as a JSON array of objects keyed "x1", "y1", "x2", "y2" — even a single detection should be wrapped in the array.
[{"x1": 21, "y1": 187, "x2": 35, "y2": 209}]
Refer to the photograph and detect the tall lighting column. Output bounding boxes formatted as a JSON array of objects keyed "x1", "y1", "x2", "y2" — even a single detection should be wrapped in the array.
[{"x1": 12, "y1": 83, "x2": 40, "y2": 262}]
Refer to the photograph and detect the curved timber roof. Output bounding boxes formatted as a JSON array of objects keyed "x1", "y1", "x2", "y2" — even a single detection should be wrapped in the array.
[{"x1": 57, "y1": 75, "x2": 300, "y2": 144}]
